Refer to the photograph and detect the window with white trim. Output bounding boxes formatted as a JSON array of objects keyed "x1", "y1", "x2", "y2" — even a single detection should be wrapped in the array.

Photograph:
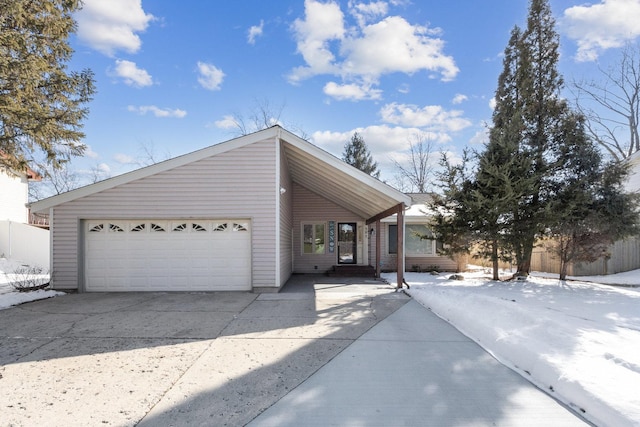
[
  {"x1": 302, "y1": 223, "x2": 325, "y2": 254},
  {"x1": 388, "y1": 224, "x2": 435, "y2": 256}
]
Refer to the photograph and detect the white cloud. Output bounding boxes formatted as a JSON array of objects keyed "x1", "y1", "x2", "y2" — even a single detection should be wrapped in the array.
[
  {"x1": 289, "y1": 1, "x2": 458, "y2": 99},
  {"x1": 469, "y1": 129, "x2": 489, "y2": 145},
  {"x1": 111, "y1": 60, "x2": 153, "y2": 87},
  {"x1": 349, "y1": 1, "x2": 388, "y2": 26},
  {"x1": 323, "y1": 81, "x2": 382, "y2": 101},
  {"x1": 562, "y1": 0, "x2": 640, "y2": 61},
  {"x1": 197, "y1": 62, "x2": 225, "y2": 91},
  {"x1": 248, "y1": 20, "x2": 264, "y2": 45},
  {"x1": 289, "y1": 0, "x2": 345, "y2": 83},
  {"x1": 340, "y1": 16, "x2": 458, "y2": 80},
  {"x1": 75, "y1": 0, "x2": 154, "y2": 57},
  {"x1": 96, "y1": 163, "x2": 111, "y2": 174},
  {"x1": 127, "y1": 105, "x2": 187, "y2": 118},
  {"x1": 489, "y1": 97, "x2": 497, "y2": 110},
  {"x1": 313, "y1": 125, "x2": 418, "y2": 160},
  {"x1": 452, "y1": 94, "x2": 468, "y2": 104},
  {"x1": 214, "y1": 115, "x2": 238, "y2": 129},
  {"x1": 114, "y1": 153, "x2": 135, "y2": 164},
  {"x1": 311, "y1": 125, "x2": 447, "y2": 178},
  {"x1": 83, "y1": 145, "x2": 99, "y2": 159},
  {"x1": 380, "y1": 102, "x2": 472, "y2": 132},
  {"x1": 397, "y1": 83, "x2": 410, "y2": 94}
]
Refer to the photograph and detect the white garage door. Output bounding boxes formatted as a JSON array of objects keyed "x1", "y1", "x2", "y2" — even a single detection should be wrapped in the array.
[{"x1": 84, "y1": 219, "x2": 251, "y2": 291}]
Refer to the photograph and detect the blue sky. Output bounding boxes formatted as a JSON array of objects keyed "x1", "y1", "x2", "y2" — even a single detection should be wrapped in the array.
[{"x1": 66, "y1": 0, "x2": 640, "y2": 186}]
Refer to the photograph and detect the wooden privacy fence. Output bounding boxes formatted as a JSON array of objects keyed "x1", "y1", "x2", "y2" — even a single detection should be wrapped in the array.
[{"x1": 531, "y1": 236, "x2": 640, "y2": 276}]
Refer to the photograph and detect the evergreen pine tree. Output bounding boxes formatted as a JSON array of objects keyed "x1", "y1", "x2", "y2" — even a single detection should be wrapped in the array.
[
  {"x1": 547, "y1": 112, "x2": 639, "y2": 279},
  {"x1": 434, "y1": 0, "x2": 639, "y2": 280},
  {"x1": 429, "y1": 151, "x2": 476, "y2": 267},
  {"x1": 464, "y1": 27, "x2": 536, "y2": 280},
  {"x1": 509, "y1": 0, "x2": 567, "y2": 275},
  {"x1": 0, "y1": 0, "x2": 95, "y2": 172},
  {"x1": 342, "y1": 132, "x2": 380, "y2": 178}
]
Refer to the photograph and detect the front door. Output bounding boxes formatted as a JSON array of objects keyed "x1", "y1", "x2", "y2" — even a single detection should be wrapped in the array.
[{"x1": 337, "y1": 222, "x2": 357, "y2": 264}]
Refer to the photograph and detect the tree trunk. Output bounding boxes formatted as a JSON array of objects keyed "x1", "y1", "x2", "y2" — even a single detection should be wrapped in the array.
[
  {"x1": 516, "y1": 235, "x2": 535, "y2": 276},
  {"x1": 559, "y1": 258, "x2": 568, "y2": 281},
  {"x1": 492, "y1": 239, "x2": 500, "y2": 280}
]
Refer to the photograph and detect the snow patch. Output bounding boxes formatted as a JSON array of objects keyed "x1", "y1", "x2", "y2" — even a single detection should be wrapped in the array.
[{"x1": 384, "y1": 269, "x2": 640, "y2": 427}]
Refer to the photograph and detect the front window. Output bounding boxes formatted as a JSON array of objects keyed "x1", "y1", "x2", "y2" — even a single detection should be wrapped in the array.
[
  {"x1": 388, "y1": 224, "x2": 435, "y2": 256},
  {"x1": 303, "y1": 223, "x2": 325, "y2": 254}
]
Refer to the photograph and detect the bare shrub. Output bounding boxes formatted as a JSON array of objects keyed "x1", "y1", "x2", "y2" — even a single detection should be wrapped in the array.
[{"x1": 7, "y1": 266, "x2": 51, "y2": 292}]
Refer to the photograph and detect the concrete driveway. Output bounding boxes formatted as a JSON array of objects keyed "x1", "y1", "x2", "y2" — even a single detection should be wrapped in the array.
[{"x1": 0, "y1": 276, "x2": 408, "y2": 426}]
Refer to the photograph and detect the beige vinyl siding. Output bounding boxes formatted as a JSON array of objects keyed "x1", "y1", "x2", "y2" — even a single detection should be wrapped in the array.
[
  {"x1": 50, "y1": 139, "x2": 278, "y2": 291},
  {"x1": 292, "y1": 183, "x2": 364, "y2": 273},
  {"x1": 376, "y1": 222, "x2": 458, "y2": 272},
  {"x1": 279, "y1": 142, "x2": 294, "y2": 286}
]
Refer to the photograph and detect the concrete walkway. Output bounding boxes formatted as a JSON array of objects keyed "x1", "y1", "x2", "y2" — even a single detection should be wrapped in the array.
[{"x1": 249, "y1": 299, "x2": 589, "y2": 427}]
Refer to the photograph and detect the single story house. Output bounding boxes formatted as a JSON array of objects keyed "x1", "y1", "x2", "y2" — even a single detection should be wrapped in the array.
[
  {"x1": 372, "y1": 193, "x2": 457, "y2": 273},
  {"x1": 32, "y1": 126, "x2": 455, "y2": 293}
]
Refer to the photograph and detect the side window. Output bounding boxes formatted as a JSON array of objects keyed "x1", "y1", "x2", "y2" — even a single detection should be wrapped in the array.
[
  {"x1": 388, "y1": 224, "x2": 436, "y2": 255},
  {"x1": 388, "y1": 224, "x2": 397, "y2": 254},
  {"x1": 303, "y1": 223, "x2": 325, "y2": 254}
]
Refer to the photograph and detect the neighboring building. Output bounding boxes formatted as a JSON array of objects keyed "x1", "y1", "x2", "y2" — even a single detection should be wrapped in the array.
[
  {"x1": 625, "y1": 150, "x2": 640, "y2": 194},
  {"x1": 0, "y1": 161, "x2": 41, "y2": 223},
  {"x1": 373, "y1": 193, "x2": 458, "y2": 273},
  {"x1": 30, "y1": 126, "x2": 416, "y2": 292},
  {"x1": 0, "y1": 159, "x2": 49, "y2": 268}
]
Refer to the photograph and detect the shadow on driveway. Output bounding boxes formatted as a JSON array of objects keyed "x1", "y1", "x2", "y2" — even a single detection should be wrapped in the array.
[{"x1": 0, "y1": 275, "x2": 407, "y2": 426}]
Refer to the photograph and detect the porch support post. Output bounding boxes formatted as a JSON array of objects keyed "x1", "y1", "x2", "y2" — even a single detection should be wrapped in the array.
[
  {"x1": 375, "y1": 220, "x2": 381, "y2": 278},
  {"x1": 396, "y1": 204, "x2": 404, "y2": 289},
  {"x1": 366, "y1": 203, "x2": 406, "y2": 287}
]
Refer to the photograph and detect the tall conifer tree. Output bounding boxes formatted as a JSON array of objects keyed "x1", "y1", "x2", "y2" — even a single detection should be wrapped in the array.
[
  {"x1": 0, "y1": 0, "x2": 95, "y2": 172},
  {"x1": 342, "y1": 132, "x2": 380, "y2": 178},
  {"x1": 508, "y1": 0, "x2": 567, "y2": 275},
  {"x1": 433, "y1": 0, "x2": 638, "y2": 280}
]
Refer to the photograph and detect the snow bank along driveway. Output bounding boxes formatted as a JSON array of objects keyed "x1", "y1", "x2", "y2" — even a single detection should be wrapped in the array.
[{"x1": 392, "y1": 271, "x2": 640, "y2": 427}]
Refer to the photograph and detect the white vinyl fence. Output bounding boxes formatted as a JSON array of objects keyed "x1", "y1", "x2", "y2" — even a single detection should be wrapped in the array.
[{"x1": 0, "y1": 220, "x2": 49, "y2": 269}]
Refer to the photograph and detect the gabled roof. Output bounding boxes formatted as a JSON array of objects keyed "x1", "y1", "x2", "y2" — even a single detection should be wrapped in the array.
[
  {"x1": 30, "y1": 126, "x2": 411, "y2": 218},
  {"x1": 278, "y1": 127, "x2": 410, "y2": 218}
]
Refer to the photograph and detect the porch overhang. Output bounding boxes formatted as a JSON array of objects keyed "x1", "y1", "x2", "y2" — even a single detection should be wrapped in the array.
[
  {"x1": 278, "y1": 128, "x2": 411, "y2": 219},
  {"x1": 278, "y1": 128, "x2": 410, "y2": 288}
]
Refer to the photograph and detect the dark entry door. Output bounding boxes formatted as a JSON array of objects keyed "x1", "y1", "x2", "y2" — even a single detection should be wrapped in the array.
[{"x1": 337, "y1": 222, "x2": 357, "y2": 264}]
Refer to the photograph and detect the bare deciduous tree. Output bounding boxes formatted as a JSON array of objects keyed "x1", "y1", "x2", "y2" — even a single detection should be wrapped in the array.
[
  {"x1": 227, "y1": 98, "x2": 308, "y2": 139},
  {"x1": 392, "y1": 133, "x2": 435, "y2": 193},
  {"x1": 135, "y1": 140, "x2": 171, "y2": 167},
  {"x1": 88, "y1": 163, "x2": 110, "y2": 184},
  {"x1": 573, "y1": 43, "x2": 640, "y2": 161},
  {"x1": 29, "y1": 164, "x2": 80, "y2": 201}
]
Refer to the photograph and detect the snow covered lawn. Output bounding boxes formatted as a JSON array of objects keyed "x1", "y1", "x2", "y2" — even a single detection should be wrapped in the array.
[
  {"x1": 0, "y1": 257, "x2": 63, "y2": 310},
  {"x1": 383, "y1": 269, "x2": 640, "y2": 427}
]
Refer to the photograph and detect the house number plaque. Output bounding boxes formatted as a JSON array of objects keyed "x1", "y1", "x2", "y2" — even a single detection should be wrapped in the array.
[{"x1": 328, "y1": 221, "x2": 335, "y2": 253}]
